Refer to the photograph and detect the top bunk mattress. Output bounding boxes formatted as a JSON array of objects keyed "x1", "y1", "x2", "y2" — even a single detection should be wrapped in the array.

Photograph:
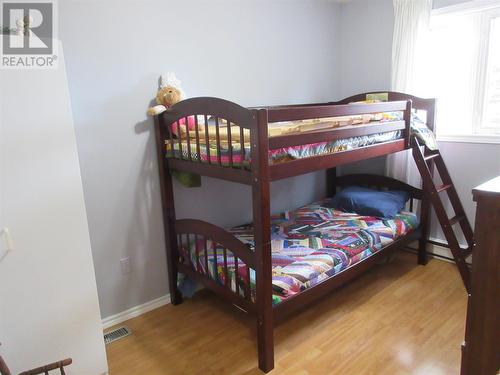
[
  {"x1": 165, "y1": 110, "x2": 405, "y2": 166},
  {"x1": 166, "y1": 130, "x2": 402, "y2": 166}
]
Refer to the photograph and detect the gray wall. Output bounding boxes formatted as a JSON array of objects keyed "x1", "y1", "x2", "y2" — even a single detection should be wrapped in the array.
[
  {"x1": 337, "y1": 0, "x2": 395, "y2": 175},
  {"x1": 339, "y1": 0, "x2": 394, "y2": 98},
  {"x1": 59, "y1": 0, "x2": 341, "y2": 318}
]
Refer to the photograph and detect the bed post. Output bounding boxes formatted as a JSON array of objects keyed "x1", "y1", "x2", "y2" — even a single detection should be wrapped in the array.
[
  {"x1": 251, "y1": 108, "x2": 274, "y2": 373},
  {"x1": 154, "y1": 114, "x2": 183, "y2": 305},
  {"x1": 326, "y1": 168, "x2": 337, "y2": 197},
  {"x1": 418, "y1": 181, "x2": 431, "y2": 265},
  {"x1": 417, "y1": 99, "x2": 436, "y2": 265}
]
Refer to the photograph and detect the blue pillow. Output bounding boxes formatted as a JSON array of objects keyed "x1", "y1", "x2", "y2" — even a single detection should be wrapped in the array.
[{"x1": 327, "y1": 186, "x2": 410, "y2": 219}]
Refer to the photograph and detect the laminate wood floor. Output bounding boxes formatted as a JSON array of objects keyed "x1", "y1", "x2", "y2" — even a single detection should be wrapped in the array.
[{"x1": 105, "y1": 251, "x2": 467, "y2": 374}]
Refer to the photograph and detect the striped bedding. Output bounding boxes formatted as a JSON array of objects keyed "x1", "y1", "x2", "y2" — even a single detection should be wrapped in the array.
[{"x1": 180, "y1": 198, "x2": 418, "y2": 305}]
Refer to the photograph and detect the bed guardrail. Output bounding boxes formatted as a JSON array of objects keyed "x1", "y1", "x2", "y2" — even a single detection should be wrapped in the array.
[
  {"x1": 160, "y1": 97, "x2": 256, "y2": 166},
  {"x1": 334, "y1": 91, "x2": 436, "y2": 132},
  {"x1": 266, "y1": 100, "x2": 409, "y2": 122}
]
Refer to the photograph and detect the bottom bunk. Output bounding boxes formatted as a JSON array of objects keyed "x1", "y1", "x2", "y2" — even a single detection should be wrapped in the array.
[
  {"x1": 170, "y1": 174, "x2": 426, "y2": 373},
  {"x1": 179, "y1": 198, "x2": 419, "y2": 307}
]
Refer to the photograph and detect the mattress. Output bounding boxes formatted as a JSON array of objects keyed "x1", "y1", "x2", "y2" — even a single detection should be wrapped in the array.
[
  {"x1": 181, "y1": 198, "x2": 419, "y2": 305},
  {"x1": 166, "y1": 110, "x2": 404, "y2": 166},
  {"x1": 166, "y1": 130, "x2": 402, "y2": 166}
]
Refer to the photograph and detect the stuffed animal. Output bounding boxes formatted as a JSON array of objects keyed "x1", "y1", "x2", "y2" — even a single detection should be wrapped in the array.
[
  {"x1": 147, "y1": 72, "x2": 197, "y2": 136},
  {"x1": 147, "y1": 72, "x2": 185, "y2": 116}
]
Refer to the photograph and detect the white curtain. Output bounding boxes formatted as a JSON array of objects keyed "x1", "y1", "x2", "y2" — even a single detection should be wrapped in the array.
[{"x1": 388, "y1": 0, "x2": 432, "y2": 186}]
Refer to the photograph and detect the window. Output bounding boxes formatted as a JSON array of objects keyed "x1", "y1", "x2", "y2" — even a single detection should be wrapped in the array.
[
  {"x1": 482, "y1": 14, "x2": 500, "y2": 133},
  {"x1": 414, "y1": 3, "x2": 500, "y2": 141}
]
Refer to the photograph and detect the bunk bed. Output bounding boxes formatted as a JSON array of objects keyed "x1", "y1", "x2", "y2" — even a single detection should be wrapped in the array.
[{"x1": 153, "y1": 92, "x2": 436, "y2": 373}]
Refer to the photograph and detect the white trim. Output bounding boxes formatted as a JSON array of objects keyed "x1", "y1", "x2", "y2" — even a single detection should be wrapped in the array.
[
  {"x1": 427, "y1": 237, "x2": 472, "y2": 264},
  {"x1": 428, "y1": 239, "x2": 454, "y2": 261},
  {"x1": 437, "y1": 134, "x2": 500, "y2": 144},
  {"x1": 406, "y1": 236, "x2": 471, "y2": 264},
  {"x1": 102, "y1": 294, "x2": 171, "y2": 330},
  {"x1": 433, "y1": 0, "x2": 500, "y2": 16}
]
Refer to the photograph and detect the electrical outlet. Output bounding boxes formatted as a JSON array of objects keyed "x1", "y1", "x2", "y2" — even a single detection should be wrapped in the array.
[
  {"x1": 0, "y1": 227, "x2": 14, "y2": 263},
  {"x1": 120, "y1": 257, "x2": 131, "y2": 275}
]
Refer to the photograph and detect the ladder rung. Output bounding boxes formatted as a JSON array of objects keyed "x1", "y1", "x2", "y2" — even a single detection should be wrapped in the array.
[
  {"x1": 449, "y1": 214, "x2": 466, "y2": 226},
  {"x1": 424, "y1": 153, "x2": 440, "y2": 161},
  {"x1": 436, "y1": 184, "x2": 452, "y2": 193}
]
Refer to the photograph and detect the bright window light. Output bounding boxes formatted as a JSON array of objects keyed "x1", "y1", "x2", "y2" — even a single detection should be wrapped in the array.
[
  {"x1": 482, "y1": 16, "x2": 500, "y2": 132},
  {"x1": 415, "y1": 6, "x2": 500, "y2": 139}
]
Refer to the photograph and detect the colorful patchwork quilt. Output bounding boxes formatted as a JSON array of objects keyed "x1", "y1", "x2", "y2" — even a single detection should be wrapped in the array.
[
  {"x1": 181, "y1": 198, "x2": 418, "y2": 305},
  {"x1": 166, "y1": 130, "x2": 402, "y2": 166}
]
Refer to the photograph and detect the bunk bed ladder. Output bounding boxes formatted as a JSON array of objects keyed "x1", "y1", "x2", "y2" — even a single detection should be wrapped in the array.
[{"x1": 411, "y1": 136, "x2": 474, "y2": 293}]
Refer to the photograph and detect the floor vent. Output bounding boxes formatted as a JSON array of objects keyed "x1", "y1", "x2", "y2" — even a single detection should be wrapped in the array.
[{"x1": 104, "y1": 326, "x2": 131, "y2": 344}]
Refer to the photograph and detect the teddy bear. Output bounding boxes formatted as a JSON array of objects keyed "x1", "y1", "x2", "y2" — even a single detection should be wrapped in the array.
[
  {"x1": 147, "y1": 72, "x2": 185, "y2": 116},
  {"x1": 147, "y1": 72, "x2": 197, "y2": 136}
]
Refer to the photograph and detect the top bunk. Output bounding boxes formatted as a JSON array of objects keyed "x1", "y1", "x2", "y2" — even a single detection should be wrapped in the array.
[{"x1": 154, "y1": 92, "x2": 436, "y2": 184}]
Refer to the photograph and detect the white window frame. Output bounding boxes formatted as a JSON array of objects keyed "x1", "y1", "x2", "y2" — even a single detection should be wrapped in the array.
[{"x1": 431, "y1": 0, "x2": 500, "y2": 144}]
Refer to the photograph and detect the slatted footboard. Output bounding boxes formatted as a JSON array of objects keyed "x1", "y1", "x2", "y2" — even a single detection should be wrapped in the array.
[
  {"x1": 157, "y1": 97, "x2": 258, "y2": 184},
  {"x1": 175, "y1": 219, "x2": 257, "y2": 314}
]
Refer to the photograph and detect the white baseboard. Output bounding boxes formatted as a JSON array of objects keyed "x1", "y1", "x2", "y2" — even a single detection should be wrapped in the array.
[
  {"x1": 406, "y1": 236, "x2": 471, "y2": 264},
  {"x1": 102, "y1": 294, "x2": 171, "y2": 330},
  {"x1": 428, "y1": 237, "x2": 454, "y2": 261}
]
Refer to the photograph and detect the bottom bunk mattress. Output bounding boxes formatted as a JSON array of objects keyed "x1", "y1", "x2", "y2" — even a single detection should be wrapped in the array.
[{"x1": 181, "y1": 198, "x2": 418, "y2": 305}]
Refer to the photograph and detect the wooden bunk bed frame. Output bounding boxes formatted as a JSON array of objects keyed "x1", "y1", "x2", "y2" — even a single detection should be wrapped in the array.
[{"x1": 153, "y1": 91, "x2": 436, "y2": 373}]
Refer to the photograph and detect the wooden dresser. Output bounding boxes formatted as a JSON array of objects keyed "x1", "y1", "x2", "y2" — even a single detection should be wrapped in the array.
[{"x1": 461, "y1": 176, "x2": 500, "y2": 375}]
